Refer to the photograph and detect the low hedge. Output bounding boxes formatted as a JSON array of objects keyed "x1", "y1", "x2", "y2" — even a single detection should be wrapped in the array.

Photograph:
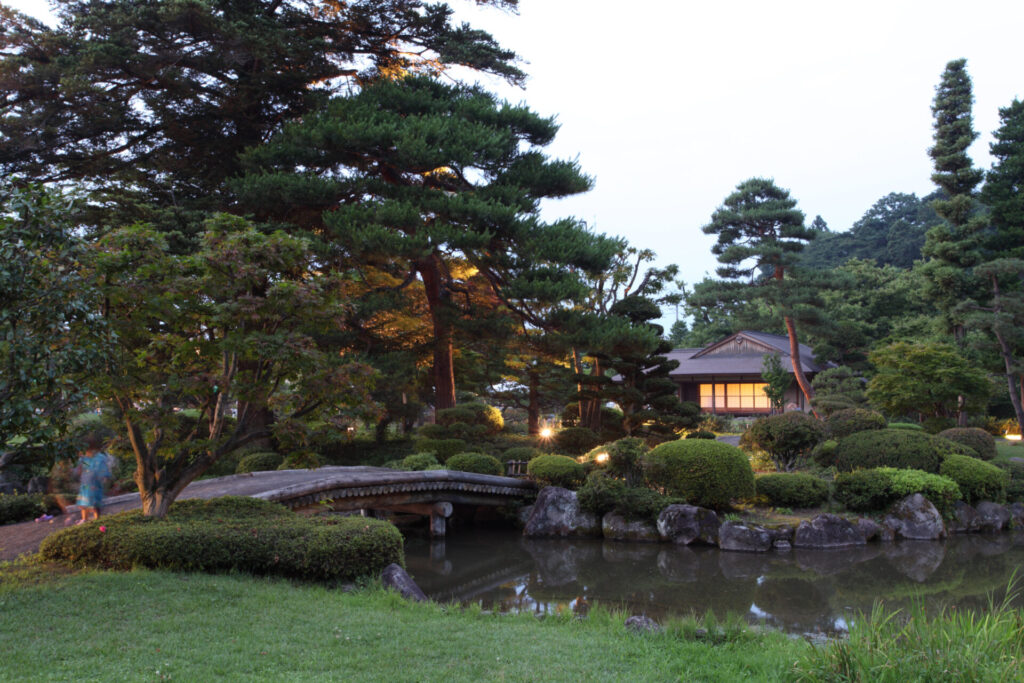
[
  {"x1": 38, "y1": 497, "x2": 403, "y2": 582},
  {"x1": 400, "y1": 453, "x2": 440, "y2": 471},
  {"x1": 0, "y1": 493, "x2": 46, "y2": 525},
  {"x1": 939, "y1": 454, "x2": 1007, "y2": 504},
  {"x1": 527, "y1": 454, "x2": 585, "y2": 489},
  {"x1": 755, "y1": 473, "x2": 829, "y2": 508},
  {"x1": 445, "y1": 452, "x2": 503, "y2": 476},
  {"x1": 936, "y1": 428, "x2": 997, "y2": 461},
  {"x1": 824, "y1": 408, "x2": 887, "y2": 440},
  {"x1": 502, "y1": 446, "x2": 540, "y2": 461},
  {"x1": 235, "y1": 451, "x2": 284, "y2": 474},
  {"x1": 643, "y1": 439, "x2": 755, "y2": 510},
  {"x1": 829, "y1": 429, "x2": 965, "y2": 473},
  {"x1": 833, "y1": 468, "x2": 961, "y2": 514}
]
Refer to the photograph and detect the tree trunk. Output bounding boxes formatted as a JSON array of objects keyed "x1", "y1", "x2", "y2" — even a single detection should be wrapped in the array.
[
  {"x1": 954, "y1": 324, "x2": 968, "y2": 426},
  {"x1": 783, "y1": 316, "x2": 819, "y2": 418},
  {"x1": 527, "y1": 367, "x2": 540, "y2": 436},
  {"x1": 375, "y1": 417, "x2": 392, "y2": 444},
  {"x1": 579, "y1": 357, "x2": 603, "y2": 433},
  {"x1": 993, "y1": 326, "x2": 1024, "y2": 437},
  {"x1": 418, "y1": 256, "x2": 456, "y2": 415}
]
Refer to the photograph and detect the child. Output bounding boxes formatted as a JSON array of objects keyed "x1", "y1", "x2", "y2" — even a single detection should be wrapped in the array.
[{"x1": 74, "y1": 433, "x2": 113, "y2": 524}]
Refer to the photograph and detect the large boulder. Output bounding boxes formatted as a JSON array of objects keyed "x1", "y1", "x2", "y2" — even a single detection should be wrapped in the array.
[
  {"x1": 975, "y1": 502, "x2": 1011, "y2": 532},
  {"x1": 717, "y1": 521, "x2": 772, "y2": 552},
  {"x1": 949, "y1": 501, "x2": 981, "y2": 533},
  {"x1": 602, "y1": 512, "x2": 660, "y2": 542},
  {"x1": 1009, "y1": 502, "x2": 1024, "y2": 529},
  {"x1": 883, "y1": 494, "x2": 946, "y2": 540},
  {"x1": 523, "y1": 487, "x2": 601, "y2": 538},
  {"x1": 793, "y1": 514, "x2": 866, "y2": 549},
  {"x1": 656, "y1": 504, "x2": 720, "y2": 545},
  {"x1": 381, "y1": 563, "x2": 427, "y2": 602},
  {"x1": 856, "y1": 517, "x2": 889, "y2": 542}
]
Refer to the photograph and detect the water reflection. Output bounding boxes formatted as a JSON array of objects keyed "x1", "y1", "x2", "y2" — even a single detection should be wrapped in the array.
[{"x1": 404, "y1": 529, "x2": 1024, "y2": 634}]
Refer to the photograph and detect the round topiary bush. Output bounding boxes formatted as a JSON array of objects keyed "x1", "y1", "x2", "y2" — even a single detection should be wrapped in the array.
[
  {"x1": 824, "y1": 408, "x2": 887, "y2": 440},
  {"x1": 742, "y1": 412, "x2": 826, "y2": 471},
  {"x1": 235, "y1": 451, "x2": 284, "y2": 474},
  {"x1": 400, "y1": 453, "x2": 441, "y2": 471},
  {"x1": 939, "y1": 454, "x2": 1008, "y2": 504},
  {"x1": 887, "y1": 422, "x2": 924, "y2": 431},
  {"x1": 755, "y1": 473, "x2": 829, "y2": 508},
  {"x1": 830, "y1": 429, "x2": 963, "y2": 473},
  {"x1": 445, "y1": 452, "x2": 503, "y2": 476},
  {"x1": 553, "y1": 427, "x2": 601, "y2": 455},
  {"x1": 576, "y1": 471, "x2": 628, "y2": 517},
  {"x1": 936, "y1": 427, "x2": 997, "y2": 461},
  {"x1": 643, "y1": 439, "x2": 755, "y2": 510},
  {"x1": 527, "y1": 454, "x2": 585, "y2": 489},
  {"x1": 503, "y1": 446, "x2": 540, "y2": 461}
]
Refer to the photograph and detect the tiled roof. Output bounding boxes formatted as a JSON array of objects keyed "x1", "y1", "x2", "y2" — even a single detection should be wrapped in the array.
[{"x1": 668, "y1": 331, "x2": 828, "y2": 377}]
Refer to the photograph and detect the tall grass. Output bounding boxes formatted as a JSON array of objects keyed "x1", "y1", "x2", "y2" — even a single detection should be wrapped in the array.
[{"x1": 793, "y1": 573, "x2": 1024, "y2": 682}]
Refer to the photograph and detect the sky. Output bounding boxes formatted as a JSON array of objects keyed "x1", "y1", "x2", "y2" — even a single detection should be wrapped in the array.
[{"x1": 6, "y1": 0, "x2": 1024, "y2": 316}]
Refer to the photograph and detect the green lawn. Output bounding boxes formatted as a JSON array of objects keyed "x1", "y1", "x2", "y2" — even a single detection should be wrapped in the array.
[
  {"x1": 994, "y1": 437, "x2": 1024, "y2": 464},
  {"x1": 0, "y1": 565, "x2": 806, "y2": 682}
]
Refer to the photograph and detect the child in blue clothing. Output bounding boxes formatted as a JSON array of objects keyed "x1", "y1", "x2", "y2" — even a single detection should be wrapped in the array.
[{"x1": 75, "y1": 433, "x2": 113, "y2": 524}]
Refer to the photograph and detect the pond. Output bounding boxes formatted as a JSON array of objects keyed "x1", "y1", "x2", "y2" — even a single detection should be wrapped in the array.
[{"x1": 404, "y1": 528, "x2": 1024, "y2": 635}]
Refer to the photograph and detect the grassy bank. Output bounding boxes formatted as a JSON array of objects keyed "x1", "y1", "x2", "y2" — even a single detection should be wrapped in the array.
[{"x1": 0, "y1": 564, "x2": 804, "y2": 681}]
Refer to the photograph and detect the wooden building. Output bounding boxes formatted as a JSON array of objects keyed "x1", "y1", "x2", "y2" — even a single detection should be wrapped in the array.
[{"x1": 667, "y1": 331, "x2": 831, "y2": 416}]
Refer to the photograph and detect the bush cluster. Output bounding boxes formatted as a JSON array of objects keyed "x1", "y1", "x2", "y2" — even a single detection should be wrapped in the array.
[
  {"x1": 235, "y1": 451, "x2": 284, "y2": 474},
  {"x1": 939, "y1": 454, "x2": 1007, "y2": 504},
  {"x1": 936, "y1": 428, "x2": 997, "y2": 461},
  {"x1": 829, "y1": 429, "x2": 964, "y2": 473},
  {"x1": 278, "y1": 452, "x2": 322, "y2": 470},
  {"x1": 445, "y1": 452, "x2": 503, "y2": 476},
  {"x1": 527, "y1": 454, "x2": 585, "y2": 489},
  {"x1": 317, "y1": 438, "x2": 416, "y2": 467},
  {"x1": 755, "y1": 473, "x2": 829, "y2": 508},
  {"x1": 685, "y1": 430, "x2": 717, "y2": 440},
  {"x1": 887, "y1": 422, "x2": 924, "y2": 431},
  {"x1": 582, "y1": 437, "x2": 648, "y2": 487},
  {"x1": 576, "y1": 472, "x2": 677, "y2": 522},
  {"x1": 833, "y1": 468, "x2": 961, "y2": 514},
  {"x1": 0, "y1": 493, "x2": 46, "y2": 525},
  {"x1": 39, "y1": 497, "x2": 403, "y2": 581},
  {"x1": 997, "y1": 461, "x2": 1024, "y2": 502},
  {"x1": 422, "y1": 402, "x2": 505, "y2": 441},
  {"x1": 399, "y1": 453, "x2": 441, "y2": 471},
  {"x1": 824, "y1": 408, "x2": 887, "y2": 440},
  {"x1": 411, "y1": 438, "x2": 466, "y2": 463},
  {"x1": 553, "y1": 427, "x2": 601, "y2": 455},
  {"x1": 643, "y1": 439, "x2": 755, "y2": 510},
  {"x1": 742, "y1": 412, "x2": 825, "y2": 471},
  {"x1": 502, "y1": 446, "x2": 540, "y2": 462}
]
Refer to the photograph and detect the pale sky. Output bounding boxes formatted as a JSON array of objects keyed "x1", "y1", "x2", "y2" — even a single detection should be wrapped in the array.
[{"x1": 7, "y1": 0, "x2": 1024, "y2": 308}]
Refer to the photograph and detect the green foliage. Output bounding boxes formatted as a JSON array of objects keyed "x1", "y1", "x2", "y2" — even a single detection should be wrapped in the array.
[
  {"x1": 502, "y1": 446, "x2": 541, "y2": 461},
  {"x1": 939, "y1": 454, "x2": 1008, "y2": 504},
  {"x1": 643, "y1": 439, "x2": 755, "y2": 510},
  {"x1": 576, "y1": 471, "x2": 677, "y2": 522},
  {"x1": 278, "y1": 452, "x2": 322, "y2": 470},
  {"x1": 435, "y1": 402, "x2": 504, "y2": 437},
  {"x1": 527, "y1": 455, "x2": 585, "y2": 489},
  {"x1": 742, "y1": 412, "x2": 825, "y2": 472},
  {"x1": 936, "y1": 427, "x2": 997, "y2": 460},
  {"x1": 411, "y1": 438, "x2": 466, "y2": 463},
  {"x1": 38, "y1": 497, "x2": 403, "y2": 581},
  {"x1": 445, "y1": 452, "x2": 503, "y2": 476},
  {"x1": 400, "y1": 453, "x2": 441, "y2": 471},
  {"x1": 888, "y1": 422, "x2": 924, "y2": 431},
  {"x1": 760, "y1": 354, "x2": 791, "y2": 412},
  {"x1": 553, "y1": 427, "x2": 601, "y2": 456},
  {"x1": 0, "y1": 493, "x2": 45, "y2": 525},
  {"x1": 830, "y1": 429, "x2": 965, "y2": 472},
  {"x1": 235, "y1": 452, "x2": 285, "y2": 474},
  {"x1": 581, "y1": 437, "x2": 649, "y2": 487},
  {"x1": 810, "y1": 439, "x2": 838, "y2": 468},
  {"x1": 754, "y1": 474, "x2": 829, "y2": 508},
  {"x1": 811, "y1": 367, "x2": 870, "y2": 415},
  {"x1": 685, "y1": 430, "x2": 718, "y2": 440},
  {"x1": 833, "y1": 468, "x2": 961, "y2": 514},
  {"x1": 996, "y1": 461, "x2": 1024, "y2": 502},
  {"x1": 824, "y1": 408, "x2": 887, "y2": 440},
  {"x1": 318, "y1": 439, "x2": 417, "y2": 467}
]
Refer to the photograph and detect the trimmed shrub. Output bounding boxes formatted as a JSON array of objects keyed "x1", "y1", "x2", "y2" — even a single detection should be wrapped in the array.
[
  {"x1": 527, "y1": 454, "x2": 585, "y2": 489},
  {"x1": 685, "y1": 430, "x2": 717, "y2": 440},
  {"x1": 576, "y1": 471, "x2": 677, "y2": 522},
  {"x1": 886, "y1": 468, "x2": 962, "y2": 514},
  {"x1": 39, "y1": 497, "x2": 403, "y2": 581},
  {"x1": 0, "y1": 493, "x2": 45, "y2": 525},
  {"x1": 743, "y1": 412, "x2": 826, "y2": 472},
  {"x1": 415, "y1": 423, "x2": 449, "y2": 439},
  {"x1": 434, "y1": 402, "x2": 503, "y2": 436},
  {"x1": 278, "y1": 452, "x2": 322, "y2": 470},
  {"x1": 400, "y1": 453, "x2": 440, "y2": 471},
  {"x1": 997, "y1": 461, "x2": 1024, "y2": 503},
  {"x1": 643, "y1": 439, "x2": 755, "y2": 510},
  {"x1": 830, "y1": 429, "x2": 964, "y2": 473},
  {"x1": 755, "y1": 473, "x2": 829, "y2": 508},
  {"x1": 412, "y1": 438, "x2": 466, "y2": 463},
  {"x1": 235, "y1": 451, "x2": 284, "y2": 474},
  {"x1": 445, "y1": 452, "x2": 503, "y2": 476},
  {"x1": 503, "y1": 446, "x2": 540, "y2": 462},
  {"x1": 939, "y1": 454, "x2": 1008, "y2": 504},
  {"x1": 553, "y1": 427, "x2": 601, "y2": 455},
  {"x1": 833, "y1": 469, "x2": 896, "y2": 512},
  {"x1": 582, "y1": 437, "x2": 648, "y2": 487},
  {"x1": 888, "y1": 422, "x2": 924, "y2": 431},
  {"x1": 936, "y1": 428, "x2": 997, "y2": 461},
  {"x1": 824, "y1": 408, "x2": 887, "y2": 440},
  {"x1": 810, "y1": 440, "x2": 838, "y2": 468}
]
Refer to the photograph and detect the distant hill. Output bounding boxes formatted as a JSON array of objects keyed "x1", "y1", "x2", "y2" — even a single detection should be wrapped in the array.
[{"x1": 800, "y1": 191, "x2": 941, "y2": 270}]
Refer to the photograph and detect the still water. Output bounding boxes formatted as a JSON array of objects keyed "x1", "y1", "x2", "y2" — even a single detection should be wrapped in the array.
[{"x1": 405, "y1": 529, "x2": 1024, "y2": 634}]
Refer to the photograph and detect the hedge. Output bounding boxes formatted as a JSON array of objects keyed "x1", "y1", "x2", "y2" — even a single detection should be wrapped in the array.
[
  {"x1": 576, "y1": 471, "x2": 678, "y2": 522},
  {"x1": 939, "y1": 454, "x2": 1007, "y2": 504},
  {"x1": 445, "y1": 452, "x2": 503, "y2": 476},
  {"x1": 0, "y1": 493, "x2": 46, "y2": 525},
  {"x1": 755, "y1": 473, "x2": 829, "y2": 508},
  {"x1": 503, "y1": 446, "x2": 540, "y2": 461},
  {"x1": 38, "y1": 497, "x2": 403, "y2": 582},
  {"x1": 742, "y1": 412, "x2": 825, "y2": 471},
  {"x1": 936, "y1": 428, "x2": 997, "y2": 461},
  {"x1": 824, "y1": 408, "x2": 887, "y2": 440},
  {"x1": 643, "y1": 439, "x2": 755, "y2": 510},
  {"x1": 833, "y1": 468, "x2": 961, "y2": 514},
  {"x1": 400, "y1": 453, "x2": 440, "y2": 471},
  {"x1": 235, "y1": 451, "x2": 284, "y2": 474},
  {"x1": 829, "y1": 429, "x2": 966, "y2": 473},
  {"x1": 527, "y1": 454, "x2": 585, "y2": 489}
]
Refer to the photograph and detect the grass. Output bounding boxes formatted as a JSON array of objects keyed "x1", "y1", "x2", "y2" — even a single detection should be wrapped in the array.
[
  {"x1": 0, "y1": 560, "x2": 807, "y2": 682},
  {"x1": 993, "y1": 437, "x2": 1023, "y2": 465}
]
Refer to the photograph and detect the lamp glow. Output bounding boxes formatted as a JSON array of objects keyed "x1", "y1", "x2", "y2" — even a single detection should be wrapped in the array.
[
  {"x1": 595, "y1": 452, "x2": 609, "y2": 464},
  {"x1": 539, "y1": 427, "x2": 554, "y2": 439},
  {"x1": 1007, "y1": 434, "x2": 1022, "y2": 441}
]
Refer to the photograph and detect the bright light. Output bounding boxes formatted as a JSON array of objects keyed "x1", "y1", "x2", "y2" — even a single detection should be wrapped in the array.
[
  {"x1": 1007, "y1": 434, "x2": 1022, "y2": 441},
  {"x1": 539, "y1": 427, "x2": 554, "y2": 439},
  {"x1": 594, "y1": 452, "x2": 609, "y2": 464}
]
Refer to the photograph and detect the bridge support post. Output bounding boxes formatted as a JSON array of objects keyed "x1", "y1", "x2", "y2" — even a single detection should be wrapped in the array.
[{"x1": 430, "y1": 502, "x2": 453, "y2": 537}]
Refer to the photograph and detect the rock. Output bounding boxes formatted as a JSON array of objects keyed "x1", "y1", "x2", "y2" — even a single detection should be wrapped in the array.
[
  {"x1": 517, "y1": 504, "x2": 534, "y2": 527},
  {"x1": 26, "y1": 476, "x2": 48, "y2": 494},
  {"x1": 602, "y1": 512, "x2": 660, "y2": 542},
  {"x1": 767, "y1": 525, "x2": 794, "y2": 543},
  {"x1": 625, "y1": 615, "x2": 662, "y2": 634},
  {"x1": 523, "y1": 487, "x2": 601, "y2": 538},
  {"x1": 381, "y1": 563, "x2": 427, "y2": 602},
  {"x1": 856, "y1": 517, "x2": 882, "y2": 542},
  {"x1": 656, "y1": 504, "x2": 720, "y2": 545},
  {"x1": 883, "y1": 494, "x2": 945, "y2": 540},
  {"x1": 1009, "y1": 502, "x2": 1024, "y2": 529},
  {"x1": 949, "y1": 501, "x2": 980, "y2": 533},
  {"x1": 717, "y1": 521, "x2": 772, "y2": 552},
  {"x1": 976, "y1": 502, "x2": 1011, "y2": 532},
  {"x1": 773, "y1": 540, "x2": 792, "y2": 552},
  {"x1": 793, "y1": 514, "x2": 866, "y2": 549}
]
